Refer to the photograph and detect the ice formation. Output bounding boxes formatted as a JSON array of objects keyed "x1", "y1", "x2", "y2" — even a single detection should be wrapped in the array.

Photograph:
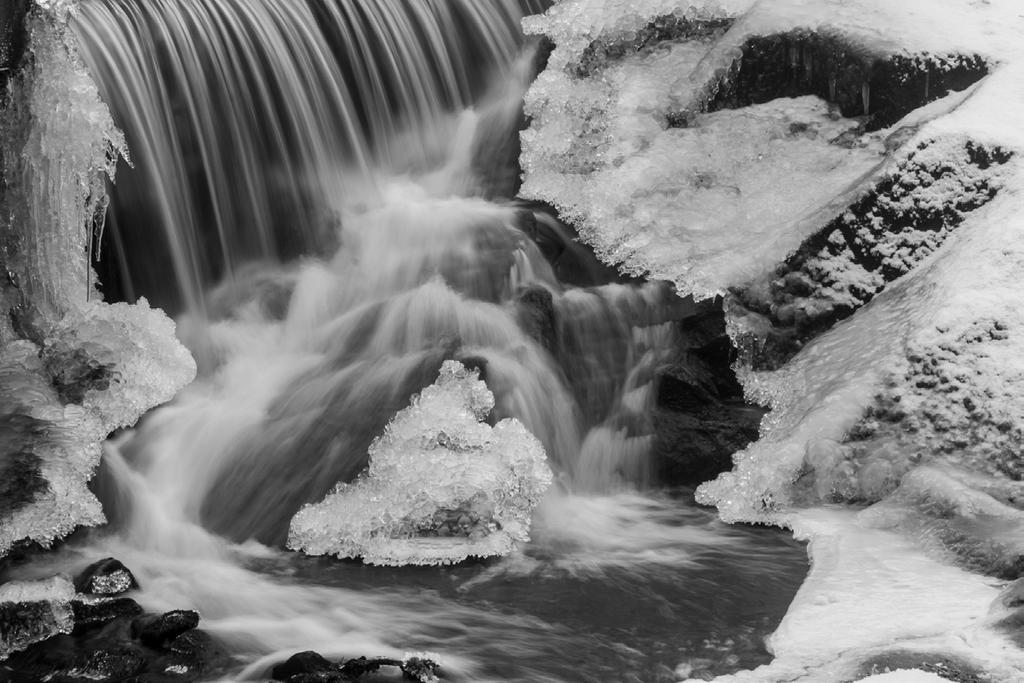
[
  {"x1": 0, "y1": 2, "x2": 195, "y2": 557},
  {"x1": 0, "y1": 576, "x2": 75, "y2": 660},
  {"x1": 521, "y1": 0, "x2": 1014, "y2": 299},
  {"x1": 288, "y1": 361, "x2": 553, "y2": 565},
  {"x1": 525, "y1": 0, "x2": 1024, "y2": 679}
]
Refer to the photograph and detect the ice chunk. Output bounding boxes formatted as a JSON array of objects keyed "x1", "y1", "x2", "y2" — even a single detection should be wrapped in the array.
[
  {"x1": 288, "y1": 361, "x2": 553, "y2": 565},
  {"x1": 0, "y1": 298, "x2": 195, "y2": 557},
  {"x1": 0, "y1": 576, "x2": 75, "y2": 660},
  {"x1": 44, "y1": 299, "x2": 197, "y2": 434}
]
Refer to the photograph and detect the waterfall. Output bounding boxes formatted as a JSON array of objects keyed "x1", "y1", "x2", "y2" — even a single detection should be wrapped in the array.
[{"x1": 72, "y1": 0, "x2": 545, "y2": 313}]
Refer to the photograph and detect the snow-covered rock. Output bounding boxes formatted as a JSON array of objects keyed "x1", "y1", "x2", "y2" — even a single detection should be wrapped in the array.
[
  {"x1": 525, "y1": 0, "x2": 1024, "y2": 679},
  {"x1": 288, "y1": 361, "x2": 553, "y2": 565}
]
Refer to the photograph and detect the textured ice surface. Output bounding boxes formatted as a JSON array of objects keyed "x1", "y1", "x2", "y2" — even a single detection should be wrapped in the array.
[
  {"x1": 522, "y1": 0, "x2": 1024, "y2": 299},
  {"x1": 0, "y1": 6, "x2": 195, "y2": 557},
  {"x1": 0, "y1": 576, "x2": 75, "y2": 660},
  {"x1": 0, "y1": 299, "x2": 195, "y2": 556},
  {"x1": 0, "y1": 2, "x2": 126, "y2": 319},
  {"x1": 288, "y1": 361, "x2": 553, "y2": 565}
]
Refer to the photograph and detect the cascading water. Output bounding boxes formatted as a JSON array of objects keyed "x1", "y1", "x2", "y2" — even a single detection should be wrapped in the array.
[{"x1": 3, "y1": 1, "x2": 807, "y2": 681}]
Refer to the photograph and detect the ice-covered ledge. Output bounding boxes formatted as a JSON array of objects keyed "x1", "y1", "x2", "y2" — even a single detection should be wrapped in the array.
[
  {"x1": 522, "y1": 0, "x2": 1024, "y2": 679},
  {"x1": 0, "y1": 1, "x2": 195, "y2": 556}
]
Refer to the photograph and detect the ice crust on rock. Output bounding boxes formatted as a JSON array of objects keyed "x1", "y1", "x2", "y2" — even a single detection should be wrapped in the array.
[
  {"x1": 0, "y1": 4, "x2": 196, "y2": 556},
  {"x1": 0, "y1": 576, "x2": 75, "y2": 660},
  {"x1": 0, "y1": 300, "x2": 195, "y2": 556},
  {"x1": 288, "y1": 361, "x2": 553, "y2": 566}
]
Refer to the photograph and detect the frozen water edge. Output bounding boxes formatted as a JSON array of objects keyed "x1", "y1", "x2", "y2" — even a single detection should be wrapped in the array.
[{"x1": 288, "y1": 361, "x2": 553, "y2": 566}]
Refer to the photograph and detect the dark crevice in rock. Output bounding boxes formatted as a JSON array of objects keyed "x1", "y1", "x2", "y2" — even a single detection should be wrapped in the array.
[
  {"x1": 652, "y1": 300, "x2": 766, "y2": 487},
  {"x1": 732, "y1": 140, "x2": 1012, "y2": 370},
  {"x1": 679, "y1": 31, "x2": 989, "y2": 131},
  {"x1": 570, "y1": 14, "x2": 734, "y2": 78}
]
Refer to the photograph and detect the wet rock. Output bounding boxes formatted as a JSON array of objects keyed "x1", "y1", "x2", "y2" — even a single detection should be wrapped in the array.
[
  {"x1": 130, "y1": 611, "x2": 200, "y2": 649},
  {"x1": 63, "y1": 645, "x2": 147, "y2": 681},
  {"x1": 0, "y1": 577, "x2": 75, "y2": 660},
  {"x1": 515, "y1": 285, "x2": 556, "y2": 351},
  {"x1": 74, "y1": 557, "x2": 139, "y2": 596},
  {"x1": 272, "y1": 651, "x2": 335, "y2": 680},
  {"x1": 71, "y1": 597, "x2": 144, "y2": 633}
]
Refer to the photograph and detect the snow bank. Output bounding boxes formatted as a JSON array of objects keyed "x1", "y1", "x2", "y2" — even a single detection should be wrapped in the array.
[
  {"x1": 288, "y1": 361, "x2": 553, "y2": 565},
  {"x1": 0, "y1": 2, "x2": 195, "y2": 556}
]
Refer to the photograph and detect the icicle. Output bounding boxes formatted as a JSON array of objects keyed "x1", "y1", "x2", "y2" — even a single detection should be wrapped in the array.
[
  {"x1": 828, "y1": 75, "x2": 837, "y2": 102},
  {"x1": 861, "y1": 81, "x2": 870, "y2": 115},
  {"x1": 924, "y1": 71, "x2": 930, "y2": 101}
]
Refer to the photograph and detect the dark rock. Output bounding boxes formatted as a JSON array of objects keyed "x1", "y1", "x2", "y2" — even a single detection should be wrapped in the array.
[
  {"x1": 733, "y1": 139, "x2": 1012, "y2": 370},
  {"x1": 72, "y1": 597, "x2": 144, "y2": 633},
  {"x1": 166, "y1": 629, "x2": 214, "y2": 659},
  {"x1": 400, "y1": 656, "x2": 442, "y2": 682},
  {"x1": 653, "y1": 402, "x2": 764, "y2": 486},
  {"x1": 130, "y1": 611, "x2": 200, "y2": 649},
  {"x1": 515, "y1": 285, "x2": 556, "y2": 351},
  {"x1": 74, "y1": 558, "x2": 139, "y2": 596},
  {"x1": 271, "y1": 651, "x2": 335, "y2": 680},
  {"x1": 70, "y1": 646, "x2": 148, "y2": 681},
  {"x1": 696, "y1": 31, "x2": 988, "y2": 131}
]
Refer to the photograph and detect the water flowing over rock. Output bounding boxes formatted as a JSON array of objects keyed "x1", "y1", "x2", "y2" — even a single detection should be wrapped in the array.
[{"x1": 288, "y1": 360, "x2": 553, "y2": 566}]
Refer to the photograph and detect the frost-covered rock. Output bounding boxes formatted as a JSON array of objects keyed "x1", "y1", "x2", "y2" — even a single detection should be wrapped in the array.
[
  {"x1": 0, "y1": 576, "x2": 75, "y2": 660},
  {"x1": 288, "y1": 361, "x2": 553, "y2": 565}
]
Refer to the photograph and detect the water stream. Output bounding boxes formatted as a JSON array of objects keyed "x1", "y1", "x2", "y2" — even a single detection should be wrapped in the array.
[{"x1": 13, "y1": 0, "x2": 810, "y2": 679}]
